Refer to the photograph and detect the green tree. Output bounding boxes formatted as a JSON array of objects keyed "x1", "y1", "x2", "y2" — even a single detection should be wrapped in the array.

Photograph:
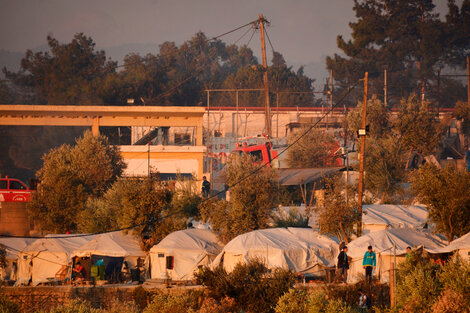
[
  {"x1": 286, "y1": 128, "x2": 340, "y2": 168},
  {"x1": 316, "y1": 176, "x2": 360, "y2": 243},
  {"x1": 78, "y1": 178, "x2": 187, "y2": 250},
  {"x1": 347, "y1": 96, "x2": 391, "y2": 139},
  {"x1": 200, "y1": 154, "x2": 278, "y2": 243},
  {"x1": 4, "y1": 33, "x2": 116, "y2": 105},
  {"x1": 394, "y1": 95, "x2": 443, "y2": 166},
  {"x1": 28, "y1": 130, "x2": 125, "y2": 233},
  {"x1": 365, "y1": 136, "x2": 406, "y2": 203},
  {"x1": 410, "y1": 163, "x2": 470, "y2": 242},
  {"x1": 326, "y1": 0, "x2": 468, "y2": 107}
]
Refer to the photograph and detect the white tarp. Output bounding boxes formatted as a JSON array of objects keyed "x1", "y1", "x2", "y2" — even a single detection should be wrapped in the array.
[
  {"x1": 73, "y1": 231, "x2": 145, "y2": 258},
  {"x1": 362, "y1": 204, "x2": 428, "y2": 234},
  {"x1": 0, "y1": 237, "x2": 36, "y2": 280},
  {"x1": 16, "y1": 234, "x2": 95, "y2": 286},
  {"x1": 212, "y1": 227, "x2": 339, "y2": 275},
  {"x1": 431, "y1": 232, "x2": 470, "y2": 261},
  {"x1": 346, "y1": 228, "x2": 446, "y2": 283},
  {"x1": 150, "y1": 229, "x2": 222, "y2": 281}
]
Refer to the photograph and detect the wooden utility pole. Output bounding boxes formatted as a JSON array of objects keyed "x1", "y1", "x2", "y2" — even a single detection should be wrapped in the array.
[
  {"x1": 259, "y1": 14, "x2": 272, "y2": 138},
  {"x1": 357, "y1": 72, "x2": 368, "y2": 236},
  {"x1": 467, "y1": 56, "x2": 469, "y2": 106},
  {"x1": 384, "y1": 69, "x2": 387, "y2": 106}
]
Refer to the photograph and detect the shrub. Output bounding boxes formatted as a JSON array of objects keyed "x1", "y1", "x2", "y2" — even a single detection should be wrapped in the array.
[
  {"x1": 197, "y1": 296, "x2": 238, "y2": 313},
  {"x1": 431, "y1": 289, "x2": 469, "y2": 313},
  {"x1": 196, "y1": 259, "x2": 296, "y2": 313},
  {"x1": 143, "y1": 292, "x2": 199, "y2": 313},
  {"x1": 42, "y1": 299, "x2": 101, "y2": 313},
  {"x1": 274, "y1": 289, "x2": 308, "y2": 313},
  {"x1": 0, "y1": 294, "x2": 21, "y2": 313},
  {"x1": 306, "y1": 289, "x2": 328, "y2": 313},
  {"x1": 438, "y1": 257, "x2": 470, "y2": 297},
  {"x1": 105, "y1": 300, "x2": 140, "y2": 313}
]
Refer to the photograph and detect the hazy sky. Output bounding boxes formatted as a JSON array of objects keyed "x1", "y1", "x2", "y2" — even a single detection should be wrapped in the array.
[{"x1": 0, "y1": 0, "x2": 454, "y2": 70}]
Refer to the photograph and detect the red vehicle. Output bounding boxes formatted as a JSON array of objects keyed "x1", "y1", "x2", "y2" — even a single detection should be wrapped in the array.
[
  {"x1": 0, "y1": 177, "x2": 33, "y2": 202},
  {"x1": 232, "y1": 142, "x2": 279, "y2": 167}
]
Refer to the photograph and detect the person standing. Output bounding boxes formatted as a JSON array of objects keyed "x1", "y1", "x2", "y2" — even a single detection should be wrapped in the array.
[
  {"x1": 201, "y1": 176, "x2": 210, "y2": 198},
  {"x1": 358, "y1": 289, "x2": 368, "y2": 312},
  {"x1": 362, "y1": 245, "x2": 376, "y2": 284},
  {"x1": 337, "y1": 246, "x2": 349, "y2": 284}
]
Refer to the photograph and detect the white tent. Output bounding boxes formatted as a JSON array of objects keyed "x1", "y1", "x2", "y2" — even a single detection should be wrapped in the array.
[
  {"x1": 346, "y1": 228, "x2": 446, "y2": 283},
  {"x1": 431, "y1": 232, "x2": 470, "y2": 261},
  {"x1": 362, "y1": 204, "x2": 428, "y2": 234},
  {"x1": 0, "y1": 237, "x2": 36, "y2": 281},
  {"x1": 15, "y1": 234, "x2": 95, "y2": 286},
  {"x1": 212, "y1": 228, "x2": 339, "y2": 275},
  {"x1": 149, "y1": 229, "x2": 222, "y2": 281},
  {"x1": 72, "y1": 231, "x2": 146, "y2": 269}
]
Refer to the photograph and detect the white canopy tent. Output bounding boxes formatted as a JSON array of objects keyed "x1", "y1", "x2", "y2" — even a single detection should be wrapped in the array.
[
  {"x1": 212, "y1": 228, "x2": 339, "y2": 275},
  {"x1": 72, "y1": 231, "x2": 146, "y2": 269},
  {"x1": 16, "y1": 234, "x2": 95, "y2": 286},
  {"x1": 149, "y1": 229, "x2": 222, "y2": 281},
  {"x1": 0, "y1": 237, "x2": 36, "y2": 281},
  {"x1": 346, "y1": 228, "x2": 446, "y2": 283},
  {"x1": 431, "y1": 232, "x2": 470, "y2": 261},
  {"x1": 362, "y1": 204, "x2": 428, "y2": 234}
]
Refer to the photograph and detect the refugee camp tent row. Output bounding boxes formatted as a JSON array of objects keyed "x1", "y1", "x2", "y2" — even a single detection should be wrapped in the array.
[
  {"x1": 432, "y1": 231, "x2": 470, "y2": 262},
  {"x1": 72, "y1": 231, "x2": 147, "y2": 282},
  {"x1": 0, "y1": 237, "x2": 36, "y2": 281},
  {"x1": 212, "y1": 227, "x2": 339, "y2": 276},
  {"x1": 362, "y1": 204, "x2": 429, "y2": 234},
  {"x1": 149, "y1": 229, "x2": 223, "y2": 281},
  {"x1": 15, "y1": 234, "x2": 96, "y2": 286},
  {"x1": 346, "y1": 228, "x2": 447, "y2": 284}
]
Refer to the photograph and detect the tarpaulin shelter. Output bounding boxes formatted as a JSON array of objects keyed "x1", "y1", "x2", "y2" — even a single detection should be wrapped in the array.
[
  {"x1": 346, "y1": 228, "x2": 446, "y2": 283},
  {"x1": 362, "y1": 204, "x2": 428, "y2": 234},
  {"x1": 212, "y1": 228, "x2": 338, "y2": 275},
  {"x1": 149, "y1": 229, "x2": 222, "y2": 281},
  {"x1": 431, "y1": 232, "x2": 470, "y2": 262},
  {"x1": 15, "y1": 234, "x2": 95, "y2": 286},
  {"x1": 0, "y1": 237, "x2": 36, "y2": 281}
]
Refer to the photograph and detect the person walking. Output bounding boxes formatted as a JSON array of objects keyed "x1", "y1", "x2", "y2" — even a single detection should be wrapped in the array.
[
  {"x1": 362, "y1": 245, "x2": 376, "y2": 284},
  {"x1": 337, "y1": 246, "x2": 349, "y2": 284},
  {"x1": 201, "y1": 176, "x2": 210, "y2": 198}
]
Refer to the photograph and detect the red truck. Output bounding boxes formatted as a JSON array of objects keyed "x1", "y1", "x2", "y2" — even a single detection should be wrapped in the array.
[{"x1": 0, "y1": 177, "x2": 33, "y2": 202}]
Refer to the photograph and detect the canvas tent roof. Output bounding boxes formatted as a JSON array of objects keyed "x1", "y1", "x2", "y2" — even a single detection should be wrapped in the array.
[
  {"x1": 362, "y1": 205, "x2": 428, "y2": 229},
  {"x1": 432, "y1": 232, "x2": 470, "y2": 254},
  {"x1": 72, "y1": 231, "x2": 145, "y2": 258},
  {"x1": 277, "y1": 168, "x2": 343, "y2": 186},
  {"x1": 151, "y1": 228, "x2": 222, "y2": 255},
  {"x1": 347, "y1": 228, "x2": 446, "y2": 257},
  {"x1": 0, "y1": 237, "x2": 36, "y2": 260},
  {"x1": 212, "y1": 227, "x2": 338, "y2": 273}
]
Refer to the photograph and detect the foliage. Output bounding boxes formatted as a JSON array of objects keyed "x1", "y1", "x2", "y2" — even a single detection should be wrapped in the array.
[
  {"x1": 326, "y1": 0, "x2": 469, "y2": 107},
  {"x1": 454, "y1": 100, "x2": 470, "y2": 138},
  {"x1": 104, "y1": 300, "x2": 140, "y2": 313},
  {"x1": 196, "y1": 296, "x2": 238, "y2": 313},
  {"x1": 28, "y1": 130, "x2": 125, "y2": 233},
  {"x1": 271, "y1": 207, "x2": 308, "y2": 228},
  {"x1": 201, "y1": 154, "x2": 278, "y2": 243},
  {"x1": 347, "y1": 96, "x2": 391, "y2": 139},
  {"x1": 274, "y1": 289, "x2": 308, "y2": 313},
  {"x1": 40, "y1": 299, "x2": 101, "y2": 313},
  {"x1": 316, "y1": 176, "x2": 360, "y2": 242},
  {"x1": 0, "y1": 245, "x2": 6, "y2": 269},
  {"x1": 364, "y1": 136, "x2": 406, "y2": 203},
  {"x1": 4, "y1": 33, "x2": 116, "y2": 105},
  {"x1": 196, "y1": 259, "x2": 296, "y2": 313},
  {"x1": 409, "y1": 163, "x2": 470, "y2": 242},
  {"x1": 395, "y1": 253, "x2": 470, "y2": 313},
  {"x1": 0, "y1": 294, "x2": 21, "y2": 313},
  {"x1": 286, "y1": 128, "x2": 340, "y2": 168},
  {"x1": 78, "y1": 177, "x2": 185, "y2": 250},
  {"x1": 394, "y1": 95, "x2": 443, "y2": 157},
  {"x1": 143, "y1": 292, "x2": 199, "y2": 313}
]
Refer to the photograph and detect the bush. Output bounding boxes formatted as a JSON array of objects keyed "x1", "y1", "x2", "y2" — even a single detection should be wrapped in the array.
[
  {"x1": 306, "y1": 289, "x2": 328, "y2": 313},
  {"x1": 431, "y1": 289, "x2": 469, "y2": 313},
  {"x1": 196, "y1": 259, "x2": 296, "y2": 313},
  {"x1": 275, "y1": 289, "x2": 308, "y2": 313},
  {"x1": 105, "y1": 300, "x2": 140, "y2": 313},
  {"x1": 0, "y1": 294, "x2": 21, "y2": 313},
  {"x1": 196, "y1": 296, "x2": 238, "y2": 313},
  {"x1": 42, "y1": 299, "x2": 101, "y2": 313},
  {"x1": 143, "y1": 292, "x2": 199, "y2": 313}
]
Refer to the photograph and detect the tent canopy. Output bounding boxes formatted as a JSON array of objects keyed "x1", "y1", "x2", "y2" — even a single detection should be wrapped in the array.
[
  {"x1": 432, "y1": 232, "x2": 470, "y2": 254},
  {"x1": 213, "y1": 227, "x2": 339, "y2": 273},
  {"x1": 72, "y1": 231, "x2": 145, "y2": 258},
  {"x1": 0, "y1": 237, "x2": 37, "y2": 260},
  {"x1": 362, "y1": 204, "x2": 428, "y2": 229},
  {"x1": 151, "y1": 228, "x2": 222, "y2": 255}
]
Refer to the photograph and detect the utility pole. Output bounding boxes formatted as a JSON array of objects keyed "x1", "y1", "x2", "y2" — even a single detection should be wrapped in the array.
[
  {"x1": 259, "y1": 14, "x2": 272, "y2": 138},
  {"x1": 467, "y1": 56, "x2": 470, "y2": 106},
  {"x1": 384, "y1": 69, "x2": 387, "y2": 106},
  {"x1": 357, "y1": 72, "x2": 368, "y2": 236}
]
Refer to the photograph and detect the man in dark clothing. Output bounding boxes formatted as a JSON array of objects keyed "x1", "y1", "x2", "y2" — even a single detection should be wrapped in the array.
[
  {"x1": 201, "y1": 176, "x2": 210, "y2": 197},
  {"x1": 337, "y1": 246, "x2": 349, "y2": 283}
]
